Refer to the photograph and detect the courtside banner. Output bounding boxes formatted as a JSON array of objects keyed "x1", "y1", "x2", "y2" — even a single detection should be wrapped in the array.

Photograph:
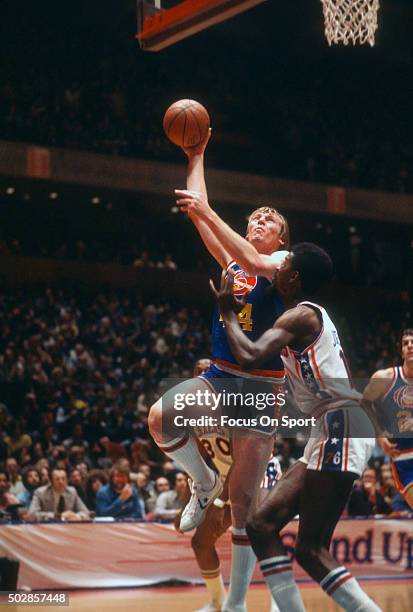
[{"x1": 1, "y1": 518, "x2": 412, "y2": 589}]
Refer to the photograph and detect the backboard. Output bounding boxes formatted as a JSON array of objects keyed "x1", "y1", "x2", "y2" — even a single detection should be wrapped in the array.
[{"x1": 136, "y1": 0, "x2": 268, "y2": 51}]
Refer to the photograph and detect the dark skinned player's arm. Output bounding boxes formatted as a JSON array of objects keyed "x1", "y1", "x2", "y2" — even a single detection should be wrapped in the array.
[{"x1": 210, "y1": 271, "x2": 321, "y2": 370}]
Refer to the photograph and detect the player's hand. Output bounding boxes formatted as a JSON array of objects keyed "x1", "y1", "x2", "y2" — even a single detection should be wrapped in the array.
[
  {"x1": 209, "y1": 270, "x2": 245, "y2": 314},
  {"x1": 182, "y1": 128, "x2": 212, "y2": 158},
  {"x1": 119, "y1": 484, "x2": 133, "y2": 501},
  {"x1": 61, "y1": 511, "x2": 79, "y2": 522},
  {"x1": 174, "y1": 509, "x2": 183, "y2": 534},
  {"x1": 175, "y1": 189, "x2": 211, "y2": 219},
  {"x1": 378, "y1": 436, "x2": 401, "y2": 458}
]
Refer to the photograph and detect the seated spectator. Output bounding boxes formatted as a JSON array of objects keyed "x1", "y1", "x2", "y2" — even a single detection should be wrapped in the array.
[
  {"x1": 29, "y1": 468, "x2": 90, "y2": 521},
  {"x1": 6, "y1": 457, "x2": 26, "y2": 498},
  {"x1": 85, "y1": 469, "x2": 108, "y2": 512},
  {"x1": 4, "y1": 420, "x2": 32, "y2": 454},
  {"x1": 347, "y1": 468, "x2": 392, "y2": 517},
  {"x1": 18, "y1": 466, "x2": 41, "y2": 507},
  {"x1": 154, "y1": 472, "x2": 188, "y2": 522},
  {"x1": 0, "y1": 470, "x2": 20, "y2": 513},
  {"x1": 95, "y1": 460, "x2": 143, "y2": 519},
  {"x1": 145, "y1": 476, "x2": 170, "y2": 514},
  {"x1": 69, "y1": 468, "x2": 87, "y2": 504},
  {"x1": 136, "y1": 472, "x2": 157, "y2": 515}
]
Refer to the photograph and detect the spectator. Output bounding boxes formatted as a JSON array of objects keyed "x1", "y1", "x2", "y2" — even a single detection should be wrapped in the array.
[
  {"x1": 95, "y1": 460, "x2": 143, "y2": 519},
  {"x1": 6, "y1": 458, "x2": 26, "y2": 498},
  {"x1": 69, "y1": 468, "x2": 87, "y2": 504},
  {"x1": 347, "y1": 468, "x2": 392, "y2": 517},
  {"x1": 4, "y1": 420, "x2": 32, "y2": 454},
  {"x1": 154, "y1": 472, "x2": 188, "y2": 522},
  {"x1": 18, "y1": 466, "x2": 41, "y2": 507},
  {"x1": 145, "y1": 476, "x2": 170, "y2": 514},
  {"x1": 0, "y1": 470, "x2": 19, "y2": 512},
  {"x1": 29, "y1": 468, "x2": 90, "y2": 521},
  {"x1": 85, "y1": 469, "x2": 108, "y2": 512},
  {"x1": 136, "y1": 472, "x2": 157, "y2": 515}
]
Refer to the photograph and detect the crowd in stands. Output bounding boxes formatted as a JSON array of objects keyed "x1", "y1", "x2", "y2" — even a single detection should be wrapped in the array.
[
  {"x1": 0, "y1": 286, "x2": 411, "y2": 522},
  {"x1": 1, "y1": 2, "x2": 413, "y2": 194}
]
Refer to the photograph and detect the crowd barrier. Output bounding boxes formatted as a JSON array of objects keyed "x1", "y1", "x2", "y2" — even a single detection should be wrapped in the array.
[{"x1": 1, "y1": 518, "x2": 412, "y2": 589}]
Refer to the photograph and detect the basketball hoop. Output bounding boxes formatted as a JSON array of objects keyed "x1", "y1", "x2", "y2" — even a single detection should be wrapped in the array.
[{"x1": 321, "y1": 0, "x2": 380, "y2": 46}]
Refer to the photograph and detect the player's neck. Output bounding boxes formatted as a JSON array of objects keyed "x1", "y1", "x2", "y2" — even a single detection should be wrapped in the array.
[{"x1": 402, "y1": 362, "x2": 413, "y2": 379}]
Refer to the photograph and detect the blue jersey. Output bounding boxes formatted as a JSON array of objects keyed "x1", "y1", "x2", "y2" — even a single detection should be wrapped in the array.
[
  {"x1": 211, "y1": 261, "x2": 285, "y2": 382},
  {"x1": 380, "y1": 366, "x2": 413, "y2": 455}
]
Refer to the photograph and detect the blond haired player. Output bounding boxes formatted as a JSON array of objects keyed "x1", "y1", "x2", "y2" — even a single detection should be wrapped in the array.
[
  {"x1": 189, "y1": 355, "x2": 281, "y2": 612},
  {"x1": 148, "y1": 131, "x2": 289, "y2": 612}
]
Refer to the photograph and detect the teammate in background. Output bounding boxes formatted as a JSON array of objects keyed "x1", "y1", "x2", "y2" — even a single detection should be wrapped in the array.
[
  {"x1": 211, "y1": 243, "x2": 379, "y2": 612},
  {"x1": 149, "y1": 131, "x2": 289, "y2": 612},
  {"x1": 190, "y1": 355, "x2": 281, "y2": 612},
  {"x1": 363, "y1": 329, "x2": 413, "y2": 509}
]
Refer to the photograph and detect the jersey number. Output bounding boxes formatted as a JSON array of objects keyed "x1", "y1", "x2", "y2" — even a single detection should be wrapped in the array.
[
  {"x1": 396, "y1": 410, "x2": 413, "y2": 433},
  {"x1": 201, "y1": 437, "x2": 231, "y2": 460},
  {"x1": 220, "y1": 303, "x2": 253, "y2": 332}
]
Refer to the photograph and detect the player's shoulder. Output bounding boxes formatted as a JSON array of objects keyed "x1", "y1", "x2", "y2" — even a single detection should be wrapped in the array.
[
  {"x1": 370, "y1": 367, "x2": 396, "y2": 381},
  {"x1": 277, "y1": 302, "x2": 319, "y2": 333},
  {"x1": 268, "y1": 250, "x2": 290, "y2": 266}
]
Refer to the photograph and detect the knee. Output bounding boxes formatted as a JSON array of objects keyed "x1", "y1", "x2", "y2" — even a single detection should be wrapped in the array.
[
  {"x1": 148, "y1": 400, "x2": 162, "y2": 438},
  {"x1": 246, "y1": 514, "x2": 276, "y2": 543},
  {"x1": 295, "y1": 543, "x2": 321, "y2": 571},
  {"x1": 230, "y1": 499, "x2": 251, "y2": 529}
]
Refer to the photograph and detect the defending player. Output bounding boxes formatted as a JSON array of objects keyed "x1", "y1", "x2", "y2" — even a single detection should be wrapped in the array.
[
  {"x1": 211, "y1": 243, "x2": 380, "y2": 612},
  {"x1": 363, "y1": 329, "x2": 413, "y2": 509},
  {"x1": 148, "y1": 131, "x2": 289, "y2": 612}
]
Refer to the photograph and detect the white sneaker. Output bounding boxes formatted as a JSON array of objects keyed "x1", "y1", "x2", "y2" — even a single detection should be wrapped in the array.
[
  {"x1": 194, "y1": 603, "x2": 222, "y2": 612},
  {"x1": 179, "y1": 472, "x2": 223, "y2": 532},
  {"x1": 221, "y1": 602, "x2": 247, "y2": 612}
]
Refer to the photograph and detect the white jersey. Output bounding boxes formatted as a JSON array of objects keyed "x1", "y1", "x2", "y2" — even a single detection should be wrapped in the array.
[
  {"x1": 196, "y1": 425, "x2": 281, "y2": 488},
  {"x1": 281, "y1": 301, "x2": 361, "y2": 417},
  {"x1": 196, "y1": 425, "x2": 232, "y2": 478}
]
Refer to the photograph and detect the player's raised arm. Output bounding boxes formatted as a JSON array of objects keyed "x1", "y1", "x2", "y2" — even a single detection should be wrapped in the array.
[
  {"x1": 177, "y1": 188, "x2": 286, "y2": 278},
  {"x1": 180, "y1": 131, "x2": 232, "y2": 269}
]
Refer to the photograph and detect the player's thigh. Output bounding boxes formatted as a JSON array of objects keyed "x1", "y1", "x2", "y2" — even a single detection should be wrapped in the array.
[
  {"x1": 230, "y1": 434, "x2": 273, "y2": 496},
  {"x1": 149, "y1": 376, "x2": 211, "y2": 432},
  {"x1": 297, "y1": 469, "x2": 356, "y2": 549},
  {"x1": 251, "y1": 460, "x2": 306, "y2": 530}
]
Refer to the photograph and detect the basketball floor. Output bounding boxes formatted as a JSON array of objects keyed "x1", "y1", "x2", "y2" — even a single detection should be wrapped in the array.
[{"x1": 7, "y1": 582, "x2": 412, "y2": 612}]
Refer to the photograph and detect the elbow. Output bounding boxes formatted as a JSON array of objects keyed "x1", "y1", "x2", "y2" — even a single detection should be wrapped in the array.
[{"x1": 238, "y1": 351, "x2": 259, "y2": 371}]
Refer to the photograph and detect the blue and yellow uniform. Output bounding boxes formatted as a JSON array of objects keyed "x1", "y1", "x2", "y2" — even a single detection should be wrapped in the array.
[
  {"x1": 380, "y1": 366, "x2": 413, "y2": 495},
  {"x1": 199, "y1": 260, "x2": 285, "y2": 432}
]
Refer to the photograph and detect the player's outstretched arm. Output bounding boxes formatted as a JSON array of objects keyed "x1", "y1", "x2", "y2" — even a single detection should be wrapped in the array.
[
  {"x1": 210, "y1": 272, "x2": 311, "y2": 369},
  {"x1": 177, "y1": 188, "x2": 281, "y2": 277},
  {"x1": 180, "y1": 132, "x2": 231, "y2": 269},
  {"x1": 362, "y1": 369, "x2": 400, "y2": 457}
]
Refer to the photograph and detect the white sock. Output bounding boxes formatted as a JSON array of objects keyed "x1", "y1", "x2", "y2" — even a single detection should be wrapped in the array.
[
  {"x1": 223, "y1": 528, "x2": 256, "y2": 611},
  {"x1": 269, "y1": 596, "x2": 280, "y2": 612},
  {"x1": 158, "y1": 434, "x2": 215, "y2": 487},
  {"x1": 259, "y1": 556, "x2": 305, "y2": 612},
  {"x1": 320, "y1": 567, "x2": 382, "y2": 611},
  {"x1": 201, "y1": 567, "x2": 226, "y2": 608}
]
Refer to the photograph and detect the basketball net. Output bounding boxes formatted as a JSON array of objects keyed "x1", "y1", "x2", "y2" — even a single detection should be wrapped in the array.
[{"x1": 321, "y1": 0, "x2": 380, "y2": 46}]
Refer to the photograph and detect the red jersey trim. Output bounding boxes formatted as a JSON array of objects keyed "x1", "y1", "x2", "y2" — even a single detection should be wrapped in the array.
[{"x1": 214, "y1": 359, "x2": 285, "y2": 380}]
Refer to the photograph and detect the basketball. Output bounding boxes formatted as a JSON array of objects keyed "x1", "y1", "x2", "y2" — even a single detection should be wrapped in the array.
[{"x1": 163, "y1": 99, "x2": 210, "y2": 148}]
